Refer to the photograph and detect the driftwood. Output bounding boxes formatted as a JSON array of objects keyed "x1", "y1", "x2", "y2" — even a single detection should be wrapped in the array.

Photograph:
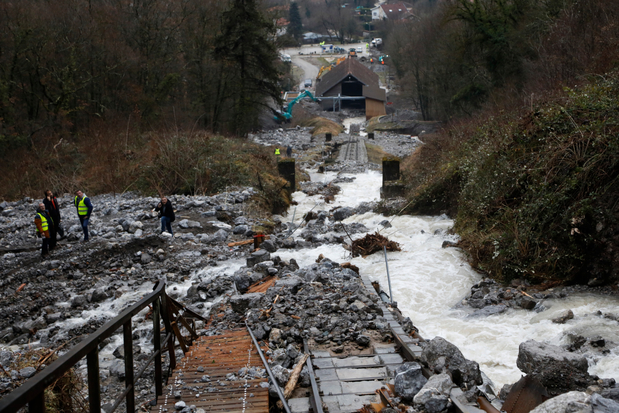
[
  {"x1": 351, "y1": 231, "x2": 401, "y2": 258},
  {"x1": 284, "y1": 354, "x2": 309, "y2": 398},
  {"x1": 227, "y1": 235, "x2": 270, "y2": 247}
]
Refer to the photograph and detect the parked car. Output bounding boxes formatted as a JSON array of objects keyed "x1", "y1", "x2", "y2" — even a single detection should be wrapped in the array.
[
  {"x1": 304, "y1": 79, "x2": 313, "y2": 88},
  {"x1": 356, "y1": 47, "x2": 363, "y2": 54}
]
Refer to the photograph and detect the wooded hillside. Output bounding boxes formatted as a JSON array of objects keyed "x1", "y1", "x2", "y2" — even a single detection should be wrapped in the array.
[{"x1": 395, "y1": 0, "x2": 619, "y2": 285}]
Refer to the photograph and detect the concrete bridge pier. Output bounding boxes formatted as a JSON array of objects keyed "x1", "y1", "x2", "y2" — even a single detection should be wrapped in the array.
[
  {"x1": 381, "y1": 157, "x2": 405, "y2": 198},
  {"x1": 278, "y1": 159, "x2": 296, "y2": 193}
]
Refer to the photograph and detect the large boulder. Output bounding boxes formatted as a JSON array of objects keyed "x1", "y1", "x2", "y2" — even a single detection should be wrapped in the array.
[
  {"x1": 529, "y1": 391, "x2": 588, "y2": 413},
  {"x1": 210, "y1": 229, "x2": 228, "y2": 243},
  {"x1": 394, "y1": 362, "x2": 427, "y2": 401},
  {"x1": 589, "y1": 393, "x2": 619, "y2": 413},
  {"x1": 413, "y1": 373, "x2": 454, "y2": 413},
  {"x1": 229, "y1": 293, "x2": 262, "y2": 313},
  {"x1": 333, "y1": 207, "x2": 354, "y2": 221},
  {"x1": 247, "y1": 249, "x2": 270, "y2": 267},
  {"x1": 517, "y1": 340, "x2": 593, "y2": 394},
  {"x1": 274, "y1": 276, "x2": 304, "y2": 294},
  {"x1": 420, "y1": 337, "x2": 482, "y2": 387},
  {"x1": 260, "y1": 239, "x2": 277, "y2": 253},
  {"x1": 271, "y1": 365, "x2": 290, "y2": 387}
]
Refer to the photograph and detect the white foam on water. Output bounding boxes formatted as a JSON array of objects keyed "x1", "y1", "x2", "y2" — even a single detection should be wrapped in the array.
[
  {"x1": 279, "y1": 169, "x2": 619, "y2": 390},
  {"x1": 342, "y1": 116, "x2": 367, "y2": 134}
]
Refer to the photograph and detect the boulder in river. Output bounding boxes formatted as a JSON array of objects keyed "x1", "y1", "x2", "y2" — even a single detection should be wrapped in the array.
[
  {"x1": 552, "y1": 309, "x2": 574, "y2": 324},
  {"x1": 332, "y1": 207, "x2": 354, "y2": 221},
  {"x1": 517, "y1": 340, "x2": 593, "y2": 394},
  {"x1": 420, "y1": 336, "x2": 482, "y2": 387}
]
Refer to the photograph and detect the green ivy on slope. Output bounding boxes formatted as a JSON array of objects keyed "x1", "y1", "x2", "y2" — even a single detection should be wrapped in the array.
[{"x1": 412, "y1": 72, "x2": 619, "y2": 284}]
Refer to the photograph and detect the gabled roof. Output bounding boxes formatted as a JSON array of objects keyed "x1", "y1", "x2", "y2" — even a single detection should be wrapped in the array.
[
  {"x1": 316, "y1": 57, "x2": 380, "y2": 97},
  {"x1": 380, "y1": 2, "x2": 408, "y2": 19}
]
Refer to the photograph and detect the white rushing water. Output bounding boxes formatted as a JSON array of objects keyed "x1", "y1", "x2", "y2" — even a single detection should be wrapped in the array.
[{"x1": 278, "y1": 169, "x2": 619, "y2": 390}]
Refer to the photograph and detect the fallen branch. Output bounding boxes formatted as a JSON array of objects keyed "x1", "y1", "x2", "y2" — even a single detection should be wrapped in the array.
[
  {"x1": 519, "y1": 290, "x2": 534, "y2": 299},
  {"x1": 284, "y1": 354, "x2": 309, "y2": 398},
  {"x1": 228, "y1": 235, "x2": 270, "y2": 247}
]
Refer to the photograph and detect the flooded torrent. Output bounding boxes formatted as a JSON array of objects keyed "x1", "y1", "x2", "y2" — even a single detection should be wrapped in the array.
[{"x1": 275, "y1": 168, "x2": 619, "y2": 390}]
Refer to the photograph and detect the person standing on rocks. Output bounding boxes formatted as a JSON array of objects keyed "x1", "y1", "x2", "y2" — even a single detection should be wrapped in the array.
[
  {"x1": 74, "y1": 190, "x2": 93, "y2": 242},
  {"x1": 43, "y1": 190, "x2": 61, "y2": 250},
  {"x1": 155, "y1": 197, "x2": 175, "y2": 235},
  {"x1": 34, "y1": 203, "x2": 53, "y2": 258},
  {"x1": 274, "y1": 147, "x2": 281, "y2": 158},
  {"x1": 286, "y1": 145, "x2": 292, "y2": 158}
]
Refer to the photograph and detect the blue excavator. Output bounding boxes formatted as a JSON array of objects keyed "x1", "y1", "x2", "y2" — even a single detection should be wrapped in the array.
[{"x1": 274, "y1": 90, "x2": 318, "y2": 123}]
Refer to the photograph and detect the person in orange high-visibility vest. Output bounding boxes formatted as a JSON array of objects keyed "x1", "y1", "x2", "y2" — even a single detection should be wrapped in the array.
[{"x1": 34, "y1": 203, "x2": 53, "y2": 258}]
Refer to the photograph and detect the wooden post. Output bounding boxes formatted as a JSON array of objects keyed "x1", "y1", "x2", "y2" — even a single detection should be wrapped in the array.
[
  {"x1": 123, "y1": 321, "x2": 135, "y2": 413},
  {"x1": 87, "y1": 348, "x2": 101, "y2": 413},
  {"x1": 254, "y1": 233, "x2": 265, "y2": 249},
  {"x1": 153, "y1": 298, "x2": 163, "y2": 397}
]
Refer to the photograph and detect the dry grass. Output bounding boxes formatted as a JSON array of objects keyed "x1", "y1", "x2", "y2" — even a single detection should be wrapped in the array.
[
  {"x1": 1, "y1": 348, "x2": 86, "y2": 412},
  {"x1": 299, "y1": 117, "x2": 344, "y2": 137},
  {"x1": 0, "y1": 125, "x2": 291, "y2": 215},
  {"x1": 365, "y1": 142, "x2": 391, "y2": 164}
]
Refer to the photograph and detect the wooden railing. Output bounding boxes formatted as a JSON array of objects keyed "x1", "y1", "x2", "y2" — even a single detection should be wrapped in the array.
[{"x1": 0, "y1": 280, "x2": 204, "y2": 413}]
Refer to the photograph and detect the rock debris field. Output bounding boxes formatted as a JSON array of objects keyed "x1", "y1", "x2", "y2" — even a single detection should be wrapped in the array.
[{"x1": 1, "y1": 123, "x2": 619, "y2": 413}]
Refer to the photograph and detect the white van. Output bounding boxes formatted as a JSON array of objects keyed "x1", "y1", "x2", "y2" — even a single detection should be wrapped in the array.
[{"x1": 356, "y1": 46, "x2": 363, "y2": 54}]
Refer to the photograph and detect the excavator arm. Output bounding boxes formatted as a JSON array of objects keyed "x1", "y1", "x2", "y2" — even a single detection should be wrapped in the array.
[{"x1": 274, "y1": 90, "x2": 318, "y2": 123}]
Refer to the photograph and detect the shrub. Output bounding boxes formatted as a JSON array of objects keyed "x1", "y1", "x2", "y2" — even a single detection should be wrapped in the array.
[{"x1": 402, "y1": 71, "x2": 619, "y2": 285}]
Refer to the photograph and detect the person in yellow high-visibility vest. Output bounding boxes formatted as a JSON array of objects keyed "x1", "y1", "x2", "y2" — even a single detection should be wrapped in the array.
[
  {"x1": 274, "y1": 147, "x2": 281, "y2": 158},
  {"x1": 34, "y1": 203, "x2": 53, "y2": 258},
  {"x1": 74, "y1": 190, "x2": 93, "y2": 242}
]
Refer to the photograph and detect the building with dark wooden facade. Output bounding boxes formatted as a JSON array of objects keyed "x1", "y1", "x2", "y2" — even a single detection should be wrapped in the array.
[{"x1": 315, "y1": 57, "x2": 387, "y2": 120}]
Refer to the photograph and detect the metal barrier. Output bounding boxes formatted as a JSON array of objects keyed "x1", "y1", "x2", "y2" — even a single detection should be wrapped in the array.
[{"x1": 0, "y1": 280, "x2": 189, "y2": 413}]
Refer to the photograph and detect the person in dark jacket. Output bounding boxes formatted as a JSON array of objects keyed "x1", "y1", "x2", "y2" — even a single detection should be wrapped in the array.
[
  {"x1": 74, "y1": 190, "x2": 93, "y2": 242},
  {"x1": 43, "y1": 190, "x2": 61, "y2": 249},
  {"x1": 34, "y1": 203, "x2": 54, "y2": 258},
  {"x1": 155, "y1": 197, "x2": 175, "y2": 235}
]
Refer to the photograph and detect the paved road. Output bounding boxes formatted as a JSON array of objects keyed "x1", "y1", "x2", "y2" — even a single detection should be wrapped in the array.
[
  {"x1": 290, "y1": 55, "x2": 319, "y2": 90},
  {"x1": 283, "y1": 42, "x2": 371, "y2": 91}
]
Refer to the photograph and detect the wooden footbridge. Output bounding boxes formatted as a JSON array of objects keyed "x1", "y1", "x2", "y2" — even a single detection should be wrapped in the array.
[
  {"x1": 0, "y1": 276, "x2": 505, "y2": 413},
  {"x1": 153, "y1": 330, "x2": 269, "y2": 413}
]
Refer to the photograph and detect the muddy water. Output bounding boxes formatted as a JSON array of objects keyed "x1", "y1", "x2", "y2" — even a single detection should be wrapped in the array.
[{"x1": 277, "y1": 170, "x2": 619, "y2": 390}]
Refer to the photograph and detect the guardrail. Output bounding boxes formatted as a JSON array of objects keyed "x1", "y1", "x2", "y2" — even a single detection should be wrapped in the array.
[{"x1": 0, "y1": 280, "x2": 189, "y2": 413}]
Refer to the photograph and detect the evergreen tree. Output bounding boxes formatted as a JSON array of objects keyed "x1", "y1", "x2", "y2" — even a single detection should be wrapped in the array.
[
  {"x1": 288, "y1": 2, "x2": 303, "y2": 43},
  {"x1": 215, "y1": 0, "x2": 283, "y2": 135}
]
